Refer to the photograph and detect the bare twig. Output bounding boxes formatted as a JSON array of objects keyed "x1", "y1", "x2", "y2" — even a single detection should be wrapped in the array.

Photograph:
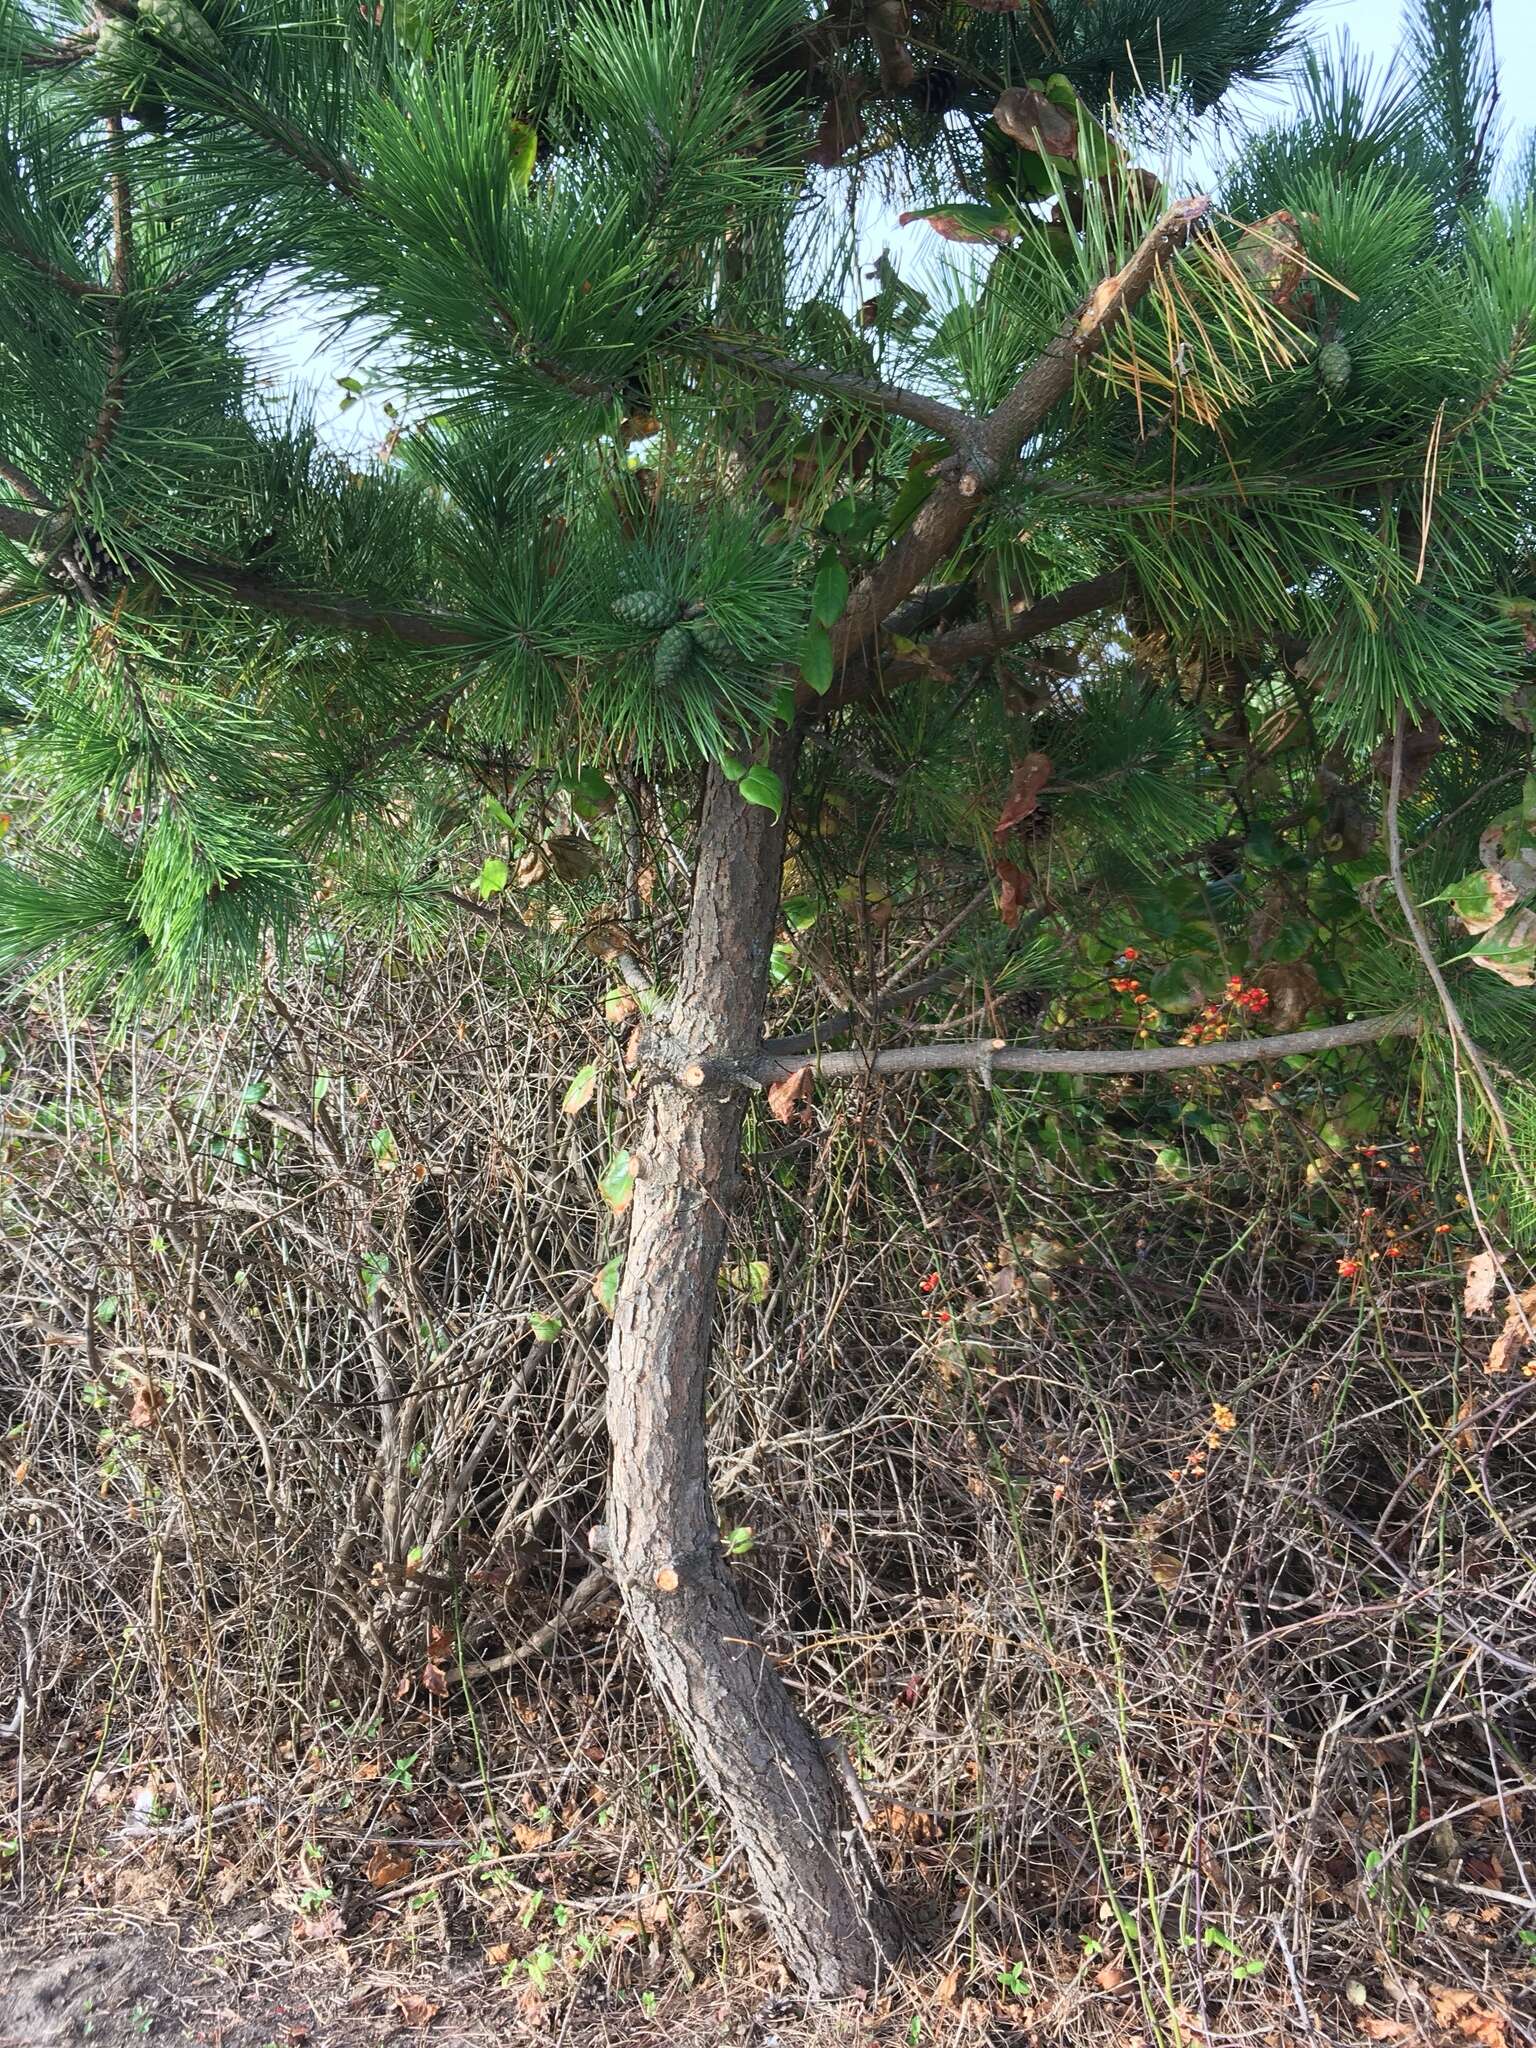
[{"x1": 751, "y1": 1013, "x2": 1413, "y2": 1085}]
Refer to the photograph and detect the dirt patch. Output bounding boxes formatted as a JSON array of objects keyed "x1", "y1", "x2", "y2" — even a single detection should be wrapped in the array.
[
  {"x1": 0, "y1": 1910, "x2": 481, "y2": 2048},
  {"x1": 0, "y1": 1907, "x2": 869, "y2": 2048}
]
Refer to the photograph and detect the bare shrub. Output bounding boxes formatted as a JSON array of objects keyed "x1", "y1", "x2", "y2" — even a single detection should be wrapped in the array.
[{"x1": 3, "y1": 934, "x2": 1534, "y2": 2039}]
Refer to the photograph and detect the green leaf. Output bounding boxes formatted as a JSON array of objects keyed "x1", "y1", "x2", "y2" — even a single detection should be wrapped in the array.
[
  {"x1": 768, "y1": 683, "x2": 798, "y2": 727},
  {"x1": 566, "y1": 765, "x2": 615, "y2": 821},
  {"x1": 593, "y1": 1257, "x2": 622, "y2": 1315},
  {"x1": 240, "y1": 1080, "x2": 269, "y2": 1105},
  {"x1": 884, "y1": 445, "x2": 943, "y2": 536},
  {"x1": 718, "y1": 754, "x2": 748, "y2": 783},
  {"x1": 529, "y1": 1312, "x2": 563, "y2": 1342},
  {"x1": 370, "y1": 1126, "x2": 399, "y2": 1172},
  {"x1": 723, "y1": 1525, "x2": 754, "y2": 1557},
  {"x1": 723, "y1": 1258, "x2": 770, "y2": 1304},
  {"x1": 361, "y1": 1250, "x2": 390, "y2": 1303},
  {"x1": 94, "y1": 1295, "x2": 119, "y2": 1324},
  {"x1": 507, "y1": 119, "x2": 537, "y2": 198},
  {"x1": 812, "y1": 557, "x2": 850, "y2": 626},
  {"x1": 821, "y1": 497, "x2": 856, "y2": 536},
  {"x1": 897, "y1": 201, "x2": 1015, "y2": 244},
  {"x1": 598, "y1": 1149, "x2": 637, "y2": 1214},
  {"x1": 313, "y1": 1073, "x2": 331, "y2": 1104},
  {"x1": 477, "y1": 856, "x2": 509, "y2": 901},
  {"x1": 561, "y1": 1063, "x2": 599, "y2": 1115},
  {"x1": 800, "y1": 625, "x2": 834, "y2": 696},
  {"x1": 738, "y1": 766, "x2": 784, "y2": 820},
  {"x1": 781, "y1": 894, "x2": 819, "y2": 931}
]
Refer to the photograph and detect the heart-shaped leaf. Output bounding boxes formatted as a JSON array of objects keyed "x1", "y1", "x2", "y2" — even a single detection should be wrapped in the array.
[{"x1": 738, "y1": 766, "x2": 784, "y2": 820}]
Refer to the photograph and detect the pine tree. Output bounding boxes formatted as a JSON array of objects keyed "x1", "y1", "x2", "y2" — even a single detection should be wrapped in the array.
[{"x1": 3, "y1": 0, "x2": 1534, "y2": 1994}]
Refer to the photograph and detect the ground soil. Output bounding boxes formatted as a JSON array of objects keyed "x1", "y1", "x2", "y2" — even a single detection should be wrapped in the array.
[{"x1": 0, "y1": 1905, "x2": 882, "y2": 2048}]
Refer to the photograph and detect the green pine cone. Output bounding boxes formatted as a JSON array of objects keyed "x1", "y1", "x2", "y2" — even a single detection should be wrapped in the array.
[
  {"x1": 653, "y1": 623, "x2": 697, "y2": 688},
  {"x1": 1317, "y1": 341, "x2": 1352, "y2": 397},
  {"x1": 138, "y1": 0, "x2": 226, "y2": 58},
  {"x1": 612, "y1": 589, "x2": 676, "y2": 631},
  {"x1": 687, "y1": 618, "x2": 733, "y2": 662}
]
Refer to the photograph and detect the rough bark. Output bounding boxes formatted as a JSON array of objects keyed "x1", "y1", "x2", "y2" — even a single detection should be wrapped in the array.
[{"x1": 605, "y1": 742, "x2": 904, "y2": 1995}]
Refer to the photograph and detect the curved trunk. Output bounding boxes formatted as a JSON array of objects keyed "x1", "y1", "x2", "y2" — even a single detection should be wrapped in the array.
[{"x1": 605, "y1": 751, "x2": 903, "y2": 1997}]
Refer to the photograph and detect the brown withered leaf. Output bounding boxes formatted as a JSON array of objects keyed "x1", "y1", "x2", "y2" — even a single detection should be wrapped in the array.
[
  {"x1": 1355, "y1": 2019, "x2": 1412, "y2": 2043},
  {"x1": 395, "y1": 1991, "x2": 440, "y2": 2028},
  {"x1": 426, "y1": 1623, "x2": 453, "y2": 1661},
  {"x1": 1486, "y1": 1286, "x2": 1536, "y2": 1375},
  {"x1": 420, "y1": 1658, "x2": 449, "y2": 1697},
  {"x1": 766, "y1": 1064, "x2": 814, "y2": 1126},
  {"x1": 1427, "y1": 1985, "x2": 1509, "y2": 2048},
  {"x1": 994, "y1": 752, "x2": 1052, "y2": 837},
  {"x1": 292, "y1": 1904, "x2": 345, "y2": 1943},
  {"x1": 365, "y1": 1844, "x2": 412, "y2": 1888},
  {"x1": 871, "y1": 1801, "x2": 942, "y2": 1842},
  {"x1": 127, "y1": 1376, "x2": 165, "y2": 1430},
  {"x1": 1463, "y1": 1249, "x2": 1503, "y2": 1315},
  {"x1": 996, "y1": 857, "x2": 1028, "y2": 928},
  {"x1": 1371, "y1": 713, "x2": 1441, "y2": 793},
  {"x1": 993, "y1": 86, "x2": 1077, "y2": 159},
  {"x1": 1253, "y1": 960, "x2": 1322, "y2": 1030}
]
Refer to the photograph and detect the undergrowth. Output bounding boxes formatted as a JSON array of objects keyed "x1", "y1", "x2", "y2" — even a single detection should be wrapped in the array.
[{"x1": 1, "y1": 929, "x2": 1533, "y2": 2047}]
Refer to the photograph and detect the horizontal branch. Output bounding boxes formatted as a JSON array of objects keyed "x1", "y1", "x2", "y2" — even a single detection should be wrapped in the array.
[
  {"x1": 0, "y1": 498, "x2": 476, "y2": 649},
  {"x1": 0, "y1": 229, "x2": 111, "y2": 304},
  {"x1": 698, "y1": 338, "x2": 979, "y2": 449},
  {"x1": 820, "y1": 565, "x2": 1128, "y2": 713},
  {"x1": 751, "y1": 1013, "x2": 1415, "y2": 1085}
]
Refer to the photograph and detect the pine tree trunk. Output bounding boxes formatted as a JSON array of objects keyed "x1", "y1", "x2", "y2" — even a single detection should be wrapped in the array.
[{"x1": 605, "y1": 748, "x2": 903, "y2": 1996}]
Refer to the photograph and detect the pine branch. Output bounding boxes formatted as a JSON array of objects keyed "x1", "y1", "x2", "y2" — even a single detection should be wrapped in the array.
[
  {"x1": 821, "y1": 566, "x2": 1129, "y2": 714},
  {"x1": 749, "y1": 1013, "x2": 1414, "y2": 1086},
  {"x1": 697, "y1": 338, "x2": 980, "y2": 450},
  {"x1": 0, "y1": 497, "x2": 475, "y2": 646},
  {"x1": 0, "y1": 461, "x2": 55, "y2": 510},
  {"x1": 814, "y1": 197, "x2": 1212, "y2": 709},
  {"x1": 0, "y1": 230, "x2": 110, "y2": 304}
]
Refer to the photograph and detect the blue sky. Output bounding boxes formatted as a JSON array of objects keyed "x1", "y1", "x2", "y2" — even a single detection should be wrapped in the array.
[{"x1": 1307, "y1": 0, "x2": 1532, "y2": 78}]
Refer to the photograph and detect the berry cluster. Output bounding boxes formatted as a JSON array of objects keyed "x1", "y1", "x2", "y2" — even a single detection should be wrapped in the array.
[{"x1": 1177, "y1": 975, "x2": 1270, "y2": 1047}]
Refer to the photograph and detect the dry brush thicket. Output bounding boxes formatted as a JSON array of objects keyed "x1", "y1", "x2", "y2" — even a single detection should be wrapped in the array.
[{"x1": 2, "y1": 931, "x2": 1533, "y2": 2042}]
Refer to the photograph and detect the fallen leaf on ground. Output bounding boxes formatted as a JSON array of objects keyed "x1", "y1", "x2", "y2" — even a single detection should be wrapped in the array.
[
  {"x1": 1427, "y1": 1985, "x2": 1508, "y2": 2048},
  {"x1": 365, "y1": 1844, "x2": 412, "y2": 1888},
  {"x1": 292, "y1": 1904, "x2": 345, "y2": 1942},
  {"x1": 395, "y1": 1991, "x2": 440, "y2": 2026}
]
